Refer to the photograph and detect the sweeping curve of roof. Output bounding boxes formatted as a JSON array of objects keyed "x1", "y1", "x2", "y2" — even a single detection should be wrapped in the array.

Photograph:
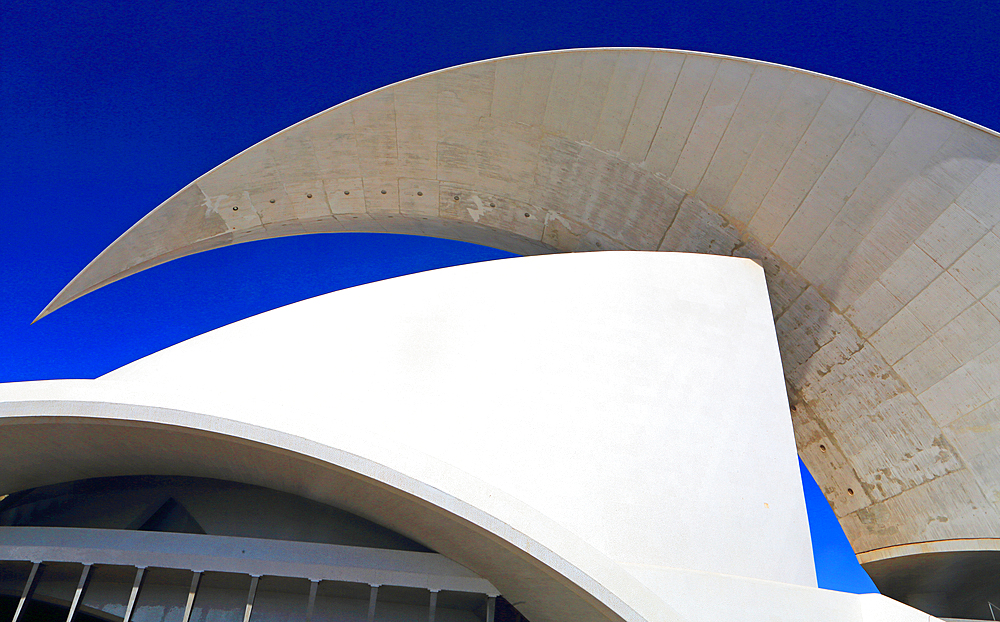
[{"x1": 37, "y1": 48, "x2": 1000, "y2": 566}]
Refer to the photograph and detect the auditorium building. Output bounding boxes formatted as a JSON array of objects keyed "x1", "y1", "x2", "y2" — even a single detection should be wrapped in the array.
[{"x1": 3, "y1": 48, "x2": 1000, "y2": 622}]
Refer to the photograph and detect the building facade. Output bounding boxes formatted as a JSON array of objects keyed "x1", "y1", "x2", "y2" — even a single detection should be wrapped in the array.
[{"x1": 5, "y1": 48, "x2": 1000, "y2": 620}]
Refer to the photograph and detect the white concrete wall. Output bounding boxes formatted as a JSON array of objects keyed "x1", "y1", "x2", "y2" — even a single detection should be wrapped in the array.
[
  {"x1": 622, "y1": 566, "x2": 937, "y2": 622},
  {"x1": 101, "y1": 252, "x2": 815, "y2": 589}
]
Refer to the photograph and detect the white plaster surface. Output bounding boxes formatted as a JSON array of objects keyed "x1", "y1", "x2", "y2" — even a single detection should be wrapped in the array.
[{"x1": 625, "y1": 565, "x2": 936, "y2": 622}]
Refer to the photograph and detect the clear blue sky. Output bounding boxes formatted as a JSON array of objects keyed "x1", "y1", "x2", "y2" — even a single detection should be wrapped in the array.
[{"x1": 4, "y1": 0, "x2": 998, "y2": 595}]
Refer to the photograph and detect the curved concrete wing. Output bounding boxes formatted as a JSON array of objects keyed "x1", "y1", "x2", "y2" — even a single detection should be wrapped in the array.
[{"x1": 37, "y1": 49, "x2": 1000, "y2": 574}]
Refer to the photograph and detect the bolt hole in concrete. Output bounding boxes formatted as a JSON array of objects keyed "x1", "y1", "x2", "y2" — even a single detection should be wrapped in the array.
[
  {"x1": 344, "y1": 190, "x2": 350, "y2": 195},
  {"x1": 306, "y1": 194, "x2": 312, "y2": 198},
  {"x1": 232, "y1": 206, "x2": 239, "y2": 211},
  {"x1": 820, "y1": 444, "x2": 827, "y2": 452},
  {"x1": 417, "y1": 191, "x2": 423, "y2": 196},
  {"x1": 454, "y1": 195, "x2": 460, "y2": 201},
  {"x1": 524, "y1": 212, "x2": 530, "y2": 217},
  {"x1": 847, "y1": 488, "x2": 855, "y2": 496},
  {"x1": 490, "y1": 203, "x2": 496, "y2": 207},
  {"x1": 269, "y1": 199, "x2": 275, "y2": 203},
  {"x1": 381, "y1": 189, "x2": 387, "y2": 194}
]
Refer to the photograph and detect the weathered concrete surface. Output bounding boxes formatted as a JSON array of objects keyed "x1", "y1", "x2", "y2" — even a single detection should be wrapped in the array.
[{"x1": 36, "y1": 49, "x2": 1000, "y2": 568}]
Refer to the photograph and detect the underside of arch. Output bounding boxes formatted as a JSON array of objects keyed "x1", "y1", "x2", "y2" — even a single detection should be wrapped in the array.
[{"x1": 0, "y1": 399, "x2": 679, "y2": 622}]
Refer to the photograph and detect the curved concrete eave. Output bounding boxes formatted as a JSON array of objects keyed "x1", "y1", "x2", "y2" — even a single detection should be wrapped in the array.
[
  {"x1": 34, "y1": 48, "x2": 1000, "y2": 565},
  {"x1": 0, "y1": 379, "x2": 684, "y2": 622}
]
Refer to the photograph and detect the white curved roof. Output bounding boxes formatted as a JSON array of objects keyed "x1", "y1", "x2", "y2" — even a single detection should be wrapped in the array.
[{"x1": 34, "y1": 48, "x2": 1000, "y2": 565}]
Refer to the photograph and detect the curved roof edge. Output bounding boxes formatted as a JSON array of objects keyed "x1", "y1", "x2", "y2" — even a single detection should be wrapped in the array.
[
  {"x1": 0, "y1": 380, "x2": 681, "y2": 622},
  {"x1": 857, "y1": 538, "x2": 1000, "y2": 565},
  {"x1": 35, "y1": 47, "x2": 998, "y2": 321}
]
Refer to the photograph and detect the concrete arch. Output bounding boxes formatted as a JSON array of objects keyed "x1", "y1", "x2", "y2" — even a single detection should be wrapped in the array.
[
  {"x1": 0, "y1": 388, "x2": 677, "y2": 622},
  {"x1": 34, "y1": 48, "x2": 1000, "y2": 573}
]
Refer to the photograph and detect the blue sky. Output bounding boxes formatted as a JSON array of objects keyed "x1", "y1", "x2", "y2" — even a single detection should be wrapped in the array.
[{"x1": 4, "y1": 0, "x2": 999, "y2": 595}]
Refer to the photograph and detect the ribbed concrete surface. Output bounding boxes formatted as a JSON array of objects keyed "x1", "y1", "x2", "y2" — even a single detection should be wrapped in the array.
[{"x1": 38, "y1": 48, "x2": 1000, "y2": 564}]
